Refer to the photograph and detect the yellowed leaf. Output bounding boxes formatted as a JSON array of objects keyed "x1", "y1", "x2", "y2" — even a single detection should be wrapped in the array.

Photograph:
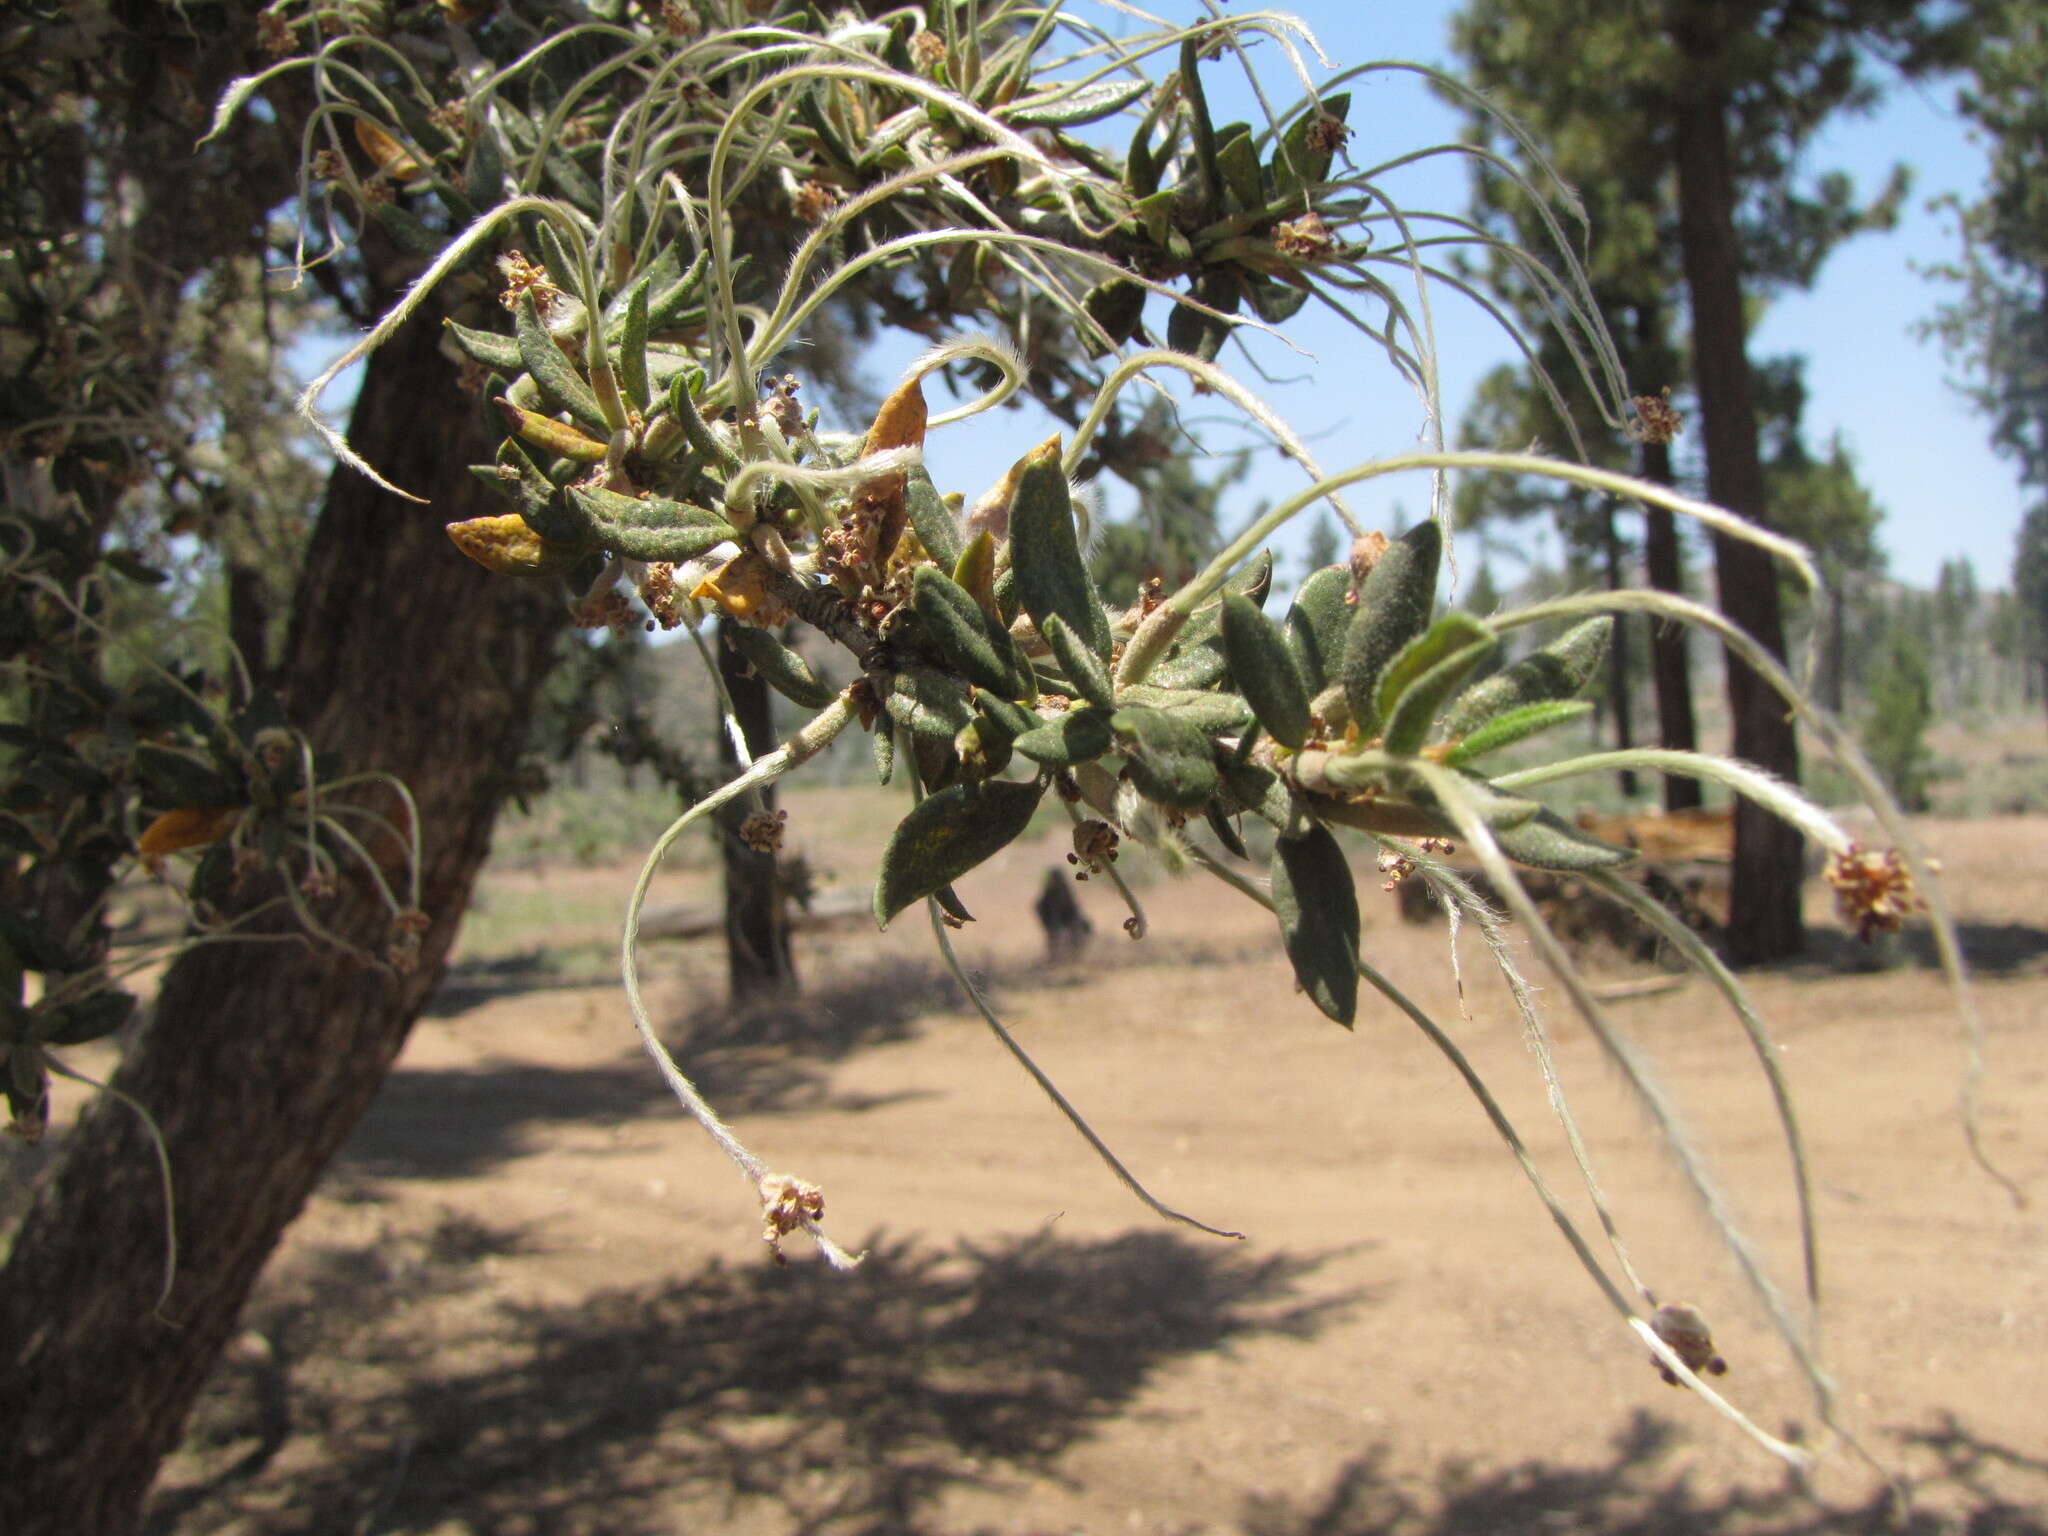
[{"x1": 139, "y1": 805, "x2": 240, "y2": 860}]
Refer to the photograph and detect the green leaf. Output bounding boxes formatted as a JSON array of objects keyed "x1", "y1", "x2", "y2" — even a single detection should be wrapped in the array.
[
  {"x1": 1221, "y1": 594, "x2": 1312, "y2": 749},
  {"x1": 873, "y1": 726, "x2": 895, "y2": 786},
  {"x1": 912, "y1": 566, "x2": 1013, "y2": 695},
  {"x1": 873, "y1": 778, "x2": 1046, "y2": 927},
  {"x1": 1381, "y1": 638, "x2": 1497, "y2": 757},
  {"x1": 1441, "y1": 700, "x2": 1595, "y2": 768},
  {"x1": 1003, "y1": 76, "x2": 1151, "y2": 128},
  {"x1": 725, "y1": 625, "x2": 834, "y2": 710},
  {"x1": 1341, "y1": 520, "x2": 1441, "y2": 734},
  {"x1": 1270, "y1": 823, "x2": 1359, "y2": 1025},
  {"x1": 1216, "y1": 125, "x2": 1263, "y2": 210},
  {"x1": 1246, "y1": 275, "x2": 1311, "y2": 324},
  {"x1": 514, "y1": 291, "x2": 610, "y2": 438},
  {"x1": 1271, "y1": 91, "x2": 1350, "y2": 203},
  {"x1": 1204, "y1": 799, "x2": 1250, "y2": 860},
  {"x1": 566, "y1": 487, "x2": 737, "y2": 563},
  {"x1": 132, "y1": 743, "x2": 239, "y2": 809},
  {"x1": 449, "y1": 320, "x2": 522, "y2": 373},
  {"x1": 1284, "y1": 564, "x2": 1352, "y2": 693},
  {"x1": 1113, "y1": 686, "x2": 1253, "y2": 734},
  {"x1": 1009, "y1": 440, "x2": 1113, "y2": 660},
  {"x1": 1043, "y1": 613, "x2": 1114, "y2": 710},
  {"x1": 1110, "y1": 705, "x2": 1218, "y2": 809},
  {"x1": 1231, "y1": 548, "x2": 1276, "y2": 608},
  {"x1": 1375, "y1": 612, "x2": 1495, "y2": 724},
  {"x1": 886, "y1": 666, "x2": 977, "y2": 740},
  {"x1": 1082, "y1": 279, "x2": 1146, "y2": 354},
  {"x1": 905, "y1": 464, "x2": 964, "y2": 570},
  {"x1": 619, "y1": 281, "x2": 652, "y2": 414},
  {"x1": 1013, "y1": 706, "x2": 1114, "y2": 767},
  {"x1": 35, "y1": 989, "x2": 135, "y2": 1047},
  {"x1": 1442, "y1": 618, "x2": 1613, "y2": 738},
  {"x1": 1492, "y1": 808, "x2": 1637, "y2": 872}
]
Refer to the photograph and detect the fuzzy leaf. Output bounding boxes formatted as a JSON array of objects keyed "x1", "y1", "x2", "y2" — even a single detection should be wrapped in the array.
[
  {"x1": 1043, "y1": 613, "x2": 1114, "y2": 710},
  {"x1": 1284, "y1": 564, "x2": 1353, "y2": 693},
  {"x1": 1113, "y1": 686, "x2": 1254, "y2": 733},
  {"x1": 886, "y1": 666, "x2": 978, "y2": 741},
  {"x1": 1247, "y1": 275, "x2": 1311, "y2": 323},
  {"x1": 1441, "y1": 700, "x2": 1594, "y2": 767},
  {"x1": 445, "y1": 319, "x2": 522, "y2": 371},
  {"x1": 1082, "y1": 279, "x2": 1146, "y2": 354},
  {"x1": 873, "y1": 778, "x2": 1046, "y2": 927},
  {"x1": 911, "y1": 566, "x2": 1013, "y2": 695},
  {"x1": 1111, "y1": 706, "x2": 1218, "y2": 810},
  {"x1": 1216, "y1": 126, "x2": 1264, "y2": 210},
  {"x1": 1205, "y1": 800, "x2": 1250, "y2": 860},
  {"x1": 1375, "y1": 612, "x2": 1495, "y2": 724},
  {"x1": 1270, "y1": 823, "x2": 1360, "y2": 1025},
  {"x1": 726, "y1": 625, "x2": 834, "y2": 710},
  {"x1": 1442, "y1": 617, "x2": 1613, "y2": 738},
  {"x1": 1271, "y1": 92, "x2": 1351, "y2": 203},
  {"x1": 1009, "y1": 439, "x2": 1113, "y2": 659},
  {"x1": 1381, "y1": 638, "x2": 1498, "y2": 757},
  {"x1": 1003, "y1": 76, "x2": 1150, "y2": 128},
  {"x1": 35, "y1": 990, "x2": 135, "y2": 1047},
  {"x1": 1013, "y1": 706, "x2": 1114, "y2": 767},
  {"x1": 619, "y1": 281, "x2": 652, "y2": 413},
  {"x1": 514, "y1": 292, "x2": 610, "y2": 437},
  {"x1": 905, "y1": 465, "x2": 964, "y2": 569},
  {"x1": 1492, "y1": 808, "x2": 1637, "y2": 871},
  {"x1": 1221, "y1": 594, "x2": 1312, "y2": 749},
  {"x1": 567, "y1": 487, "x2": 737, "y2": 563},
  {"x1": 1341, "y1": 520, "x2": 1441, "y2": 734}
]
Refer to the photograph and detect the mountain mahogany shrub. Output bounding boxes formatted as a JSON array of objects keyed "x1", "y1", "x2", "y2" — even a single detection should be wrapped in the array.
[{"x1": 222, "y1": 0, "x2": 2001, "y2": 1473}]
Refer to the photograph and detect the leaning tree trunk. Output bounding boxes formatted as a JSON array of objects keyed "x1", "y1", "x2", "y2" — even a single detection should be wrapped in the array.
[
  {"x1": 715, "y1": 618, "x2": 798, "y2": 1001},
  {"x1": 0, "y1": 308, "x2": 564, "y2": 1534},
  {"x1": 1671, "y1": 30, "x2": 1804, "y2": 965}
]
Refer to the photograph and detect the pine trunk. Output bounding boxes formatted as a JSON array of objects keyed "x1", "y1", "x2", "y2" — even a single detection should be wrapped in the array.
[
  {"x1": 716, "y1": 619, "x2": 798, "y2": 1001},
  {"x1": 0, "y1": 309, "x2": 564, "y2": 1534},
  {"x1": 1671, "y1": 36, "x2": 1804, "y2": 965},
  {"x1": 1600, "y1": 503, "x2": 1640, "y2": 799},
  {"x1": 1638, "y1": 438, "x2": 1705, "y2": 812}
]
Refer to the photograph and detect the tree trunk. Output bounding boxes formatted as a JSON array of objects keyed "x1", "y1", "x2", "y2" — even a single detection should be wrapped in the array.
[
  {"x1": 1638, "y1": 439, "x2": 1705, "y2": 812},
  {"x1": 1600, "y1": 502, "x2": 1640, "y2": 799},
  {"x1": 716, "y1": 618, "x2": 798, "y2": 1001},
  {"x1": 1670, "y1": 25, "x2": 1803, "y2": 965},
  {"x1": 0, "y1": 308, "x2": 564, "y2": 1534}
]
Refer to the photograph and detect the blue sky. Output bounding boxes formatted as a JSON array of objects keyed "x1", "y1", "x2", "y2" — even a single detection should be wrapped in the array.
[
  {"x1": 908, "y1": 1, "x2": 2027, "y2": 592},
  {"x1": 300, "y1": 2, "x2": 2026, "y2": 592}
]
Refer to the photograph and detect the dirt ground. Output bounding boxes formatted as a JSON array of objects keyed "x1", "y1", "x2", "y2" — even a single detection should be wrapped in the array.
[{"x1": 121, "y1": 806, "x2": 2048, "y2": 1533}]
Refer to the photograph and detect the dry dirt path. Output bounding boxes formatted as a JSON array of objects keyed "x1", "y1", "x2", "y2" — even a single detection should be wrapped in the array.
[{"x1": 136, "y1": 813, "x2": 2048, "y2": 1535}]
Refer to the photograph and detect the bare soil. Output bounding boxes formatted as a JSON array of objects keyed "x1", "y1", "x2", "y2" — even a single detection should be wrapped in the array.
[{"x1": 119, "y1": 809, "x2": 2048, "y2": 1532}]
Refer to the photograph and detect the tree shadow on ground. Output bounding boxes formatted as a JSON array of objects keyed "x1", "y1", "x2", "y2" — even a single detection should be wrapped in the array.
[
  {"x1": 153, "y1": 1223, "x2": 1361, "y2": 1536},
  {"x1": 1241, "y1": 1409, "x2": 2048, "y2": 1536},
  {"x1": 1796, "y1": 922, "x2": 2048, "y2": 978}
]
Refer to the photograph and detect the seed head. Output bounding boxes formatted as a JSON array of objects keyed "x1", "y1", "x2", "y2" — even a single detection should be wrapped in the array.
[
  {"x1": 1824, "y1": 843, "x2": 1921, "y2": 942},
  {"x1": 1648, "y1": 1302, "x2": 1728, "y2": 1386},
  {"x1": 1628, "y1": 390, "x2": 1683, "y2": 446}
]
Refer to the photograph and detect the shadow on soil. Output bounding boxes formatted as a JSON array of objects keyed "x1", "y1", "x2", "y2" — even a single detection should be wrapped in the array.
[
  {"x1": 1243, "y1": 1410, "x2": 2048, "y2": 1536},
  {"x1": 1798, "y1": 922, "x2": 2048, "y2": 978},
  {"x1": 153, "y1": 1209, "x2": 2044, "y2": 1536},
  {"x1": 152, "y1": 1220, "x2": 1360, "y2": 1536}
]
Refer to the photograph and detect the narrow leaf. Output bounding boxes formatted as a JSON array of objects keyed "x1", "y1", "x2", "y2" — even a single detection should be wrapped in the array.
[
  {"x1": 567, "y1": 486, "x2": 737, "y2": 562},
  {"x1": 1222, "y1": 594, "x2": 1312, "y2": 749},
  {"x1": 1375, "y1": 611, "x2": 1495, "y2": 723},
  {"x1": 1442, "y1": 617, "x2": 1613, "y2": 738},
  {"x1": 1270, "y1": 823, "x2": 1360, "y2": 1025},
  {"x1": 726, "y1": 625, "x2": 834, "y2": 709},
  {"x1": 1341, "y1": 520, "x2": 1441, "y2": 734},
  {"x1": 1043, "y1": 613, "x2": 1114, "y2": 710},
  {"x1": 912, "y1": 566, "x2": 1013, "y2": 695},
  {"x1": 1442, "y1": 700, "x2": 1595, "y2": 767},
  {"x1": 1381, "y1": 637, "x2": 1498, "y2": 757},
  {"x1": 1284, "y1": 564, "x2": 1352, "y2": 693},
  {"x1": 1111, "y1": 706, "x2": 1219, "y2": 809},
  {"x1": 873, "y1": 779, "x2": 1046, "y2": 927},
  {"x1": 1009, "y1": 438, "x2": 1113, "y2": 659},
  {"x1": 1492, "y1": 809, "x2": 1637, "y2": 872},
  {"x1": 1014, "y1": 706, "x2": 1114, "y2": 767},
  {"x1": 514, "y1": 292, "x2": 609, "y2": 437}
]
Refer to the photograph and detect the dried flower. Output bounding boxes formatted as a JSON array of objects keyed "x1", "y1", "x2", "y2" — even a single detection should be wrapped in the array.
[
  {"x1": 740, "y1": 808, "x2": 788, "y2": 854},
  {"x1": 496, "y1": 249, "x2": 562, "y2": 316},
  {"x1": 1067, "y1": 819, "x2": 1121, "y2": 881},
  {"x1": 256, "y1": 10, "x2": 295, "y2": 58},
  {"x1": 1348, "y1": 529, "x2": 1389, "y2": 589},
  {"x1": 427, "y1": 101, "x2": 469, "y2": 147},
  {"x1": 758, "y1": 1174, "x2": 825, "y2": 1265},
  {"x1": 1306, "y1": 113, "x2": 1352, "y2": 157},
  {"x1": 792, "y1": 178, "x2": 839, "y2": 224},
  {"x1": 639, "y1": 562, "x2": 685, "y2": 630},
  {"x1": 1628, "y1": 389, "x2": 1683, "y2": 446},
  {"x1": 658, "y1": 0, "x2": 697, "y2": 37},
  {"x1": 1825, "y1": 843, "x2": 1922, "y2": 942},
  {"x1": 911, "y1": 29, "x2": 948, "y2": 73},
  {"x1": 1273, "y1": 211, "x2": 1335, "y2": 261},
  {"x1": 310, "y1": 148, "x2": 345, "y2": 184},
  {"x1": 1648, "y1": 1302, "x2": 1728, "y2": 1386}
]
